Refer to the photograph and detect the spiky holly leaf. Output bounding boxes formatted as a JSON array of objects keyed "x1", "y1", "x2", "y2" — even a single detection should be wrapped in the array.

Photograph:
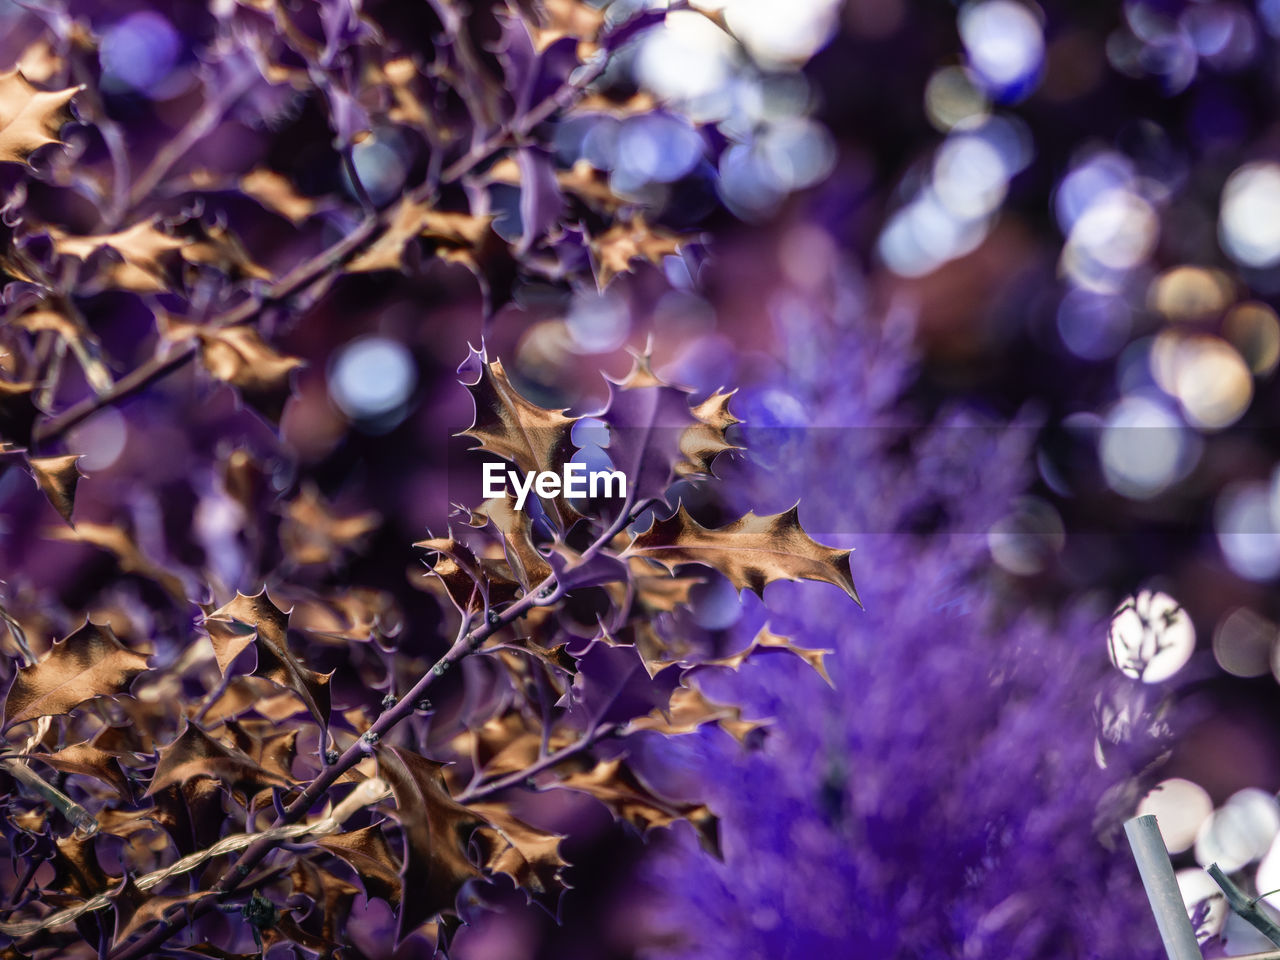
[
  {"x1": 697, "y1": 624, "x2": 834, "y2": 687},
  {"x1": 205, "y1": 590, "x2": 332, "y2": 728},
  {"x1": 374, "y1": 747, "x2": 484, "y2": 942},
  {"x1": 0, "y1": 69, "x2": 78, "y2": 166},
  {"x1": 28, "y1": 454, "x2": 82, "y2": 525},
  {"x1": 557, "y1": 757, "x2": 720, "y2": 856},
  {"x1": 596, "y1": 348, "x2": 699, "y2": 504},
  {"x1": 461, "y1": 496, "x2": 554, "y2": 590},
  {"x1": 195, "y1": 326, "x2": 303, "y2": 424},
  {"x1": 627, "y1": 685, "x2": 766, "y2": 745},
  {"x1": 33, "y1": 740, "x2": 130, "y2": 796},
  {"x1": 458, "y1": 349, "x2": 579, "y2": 528},
  {"x1": 348, "y1": 198, "x2": 494, "y2": 273},
  {"x1": 48, "y1": 834, "x2": 116, "y2": 899},
  {"x1": 145, "y1": 720, "x2": 293, "y2": 797},
  {"x1": 317, "y1": 823, "x2": 403, "y2": 906},
  {"x1": 112, "y1": 883, "x2": 208, "y2": 946},
  {"x1": 590, "y1": 216, "x2": 686, "y2": 288},
  {"x1": 414, "y1": 535, "x2": 520, "y2": 612},
  {"x1": 50, "y1": 221, "x2": 187, "y2": 292},
  {"x1": 3, "y1": 621, "x2": 149, "y2": 730},
  {"x1": 469, "y1": 802, "x2": 567, "y2": 902},
  {"x1": 625, "y1": 504, "x2": 859, "y2": 602},
  {"x1": 677, "y1": 389, "x2": 741, "y2": 478},
  {"x1": 288, "y1": 860, "x2": 360, "y2": 947}
]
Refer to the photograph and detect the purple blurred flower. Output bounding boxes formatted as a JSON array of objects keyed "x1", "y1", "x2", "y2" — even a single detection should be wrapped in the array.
[{"x1": 630, "y1": 272, "x2": 1163, "y2": 960}]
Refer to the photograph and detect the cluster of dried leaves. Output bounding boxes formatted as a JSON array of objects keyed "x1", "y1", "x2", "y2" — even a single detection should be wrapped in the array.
[{"x1": 0, "y1": 2, "x2": 858, "y2": 958}]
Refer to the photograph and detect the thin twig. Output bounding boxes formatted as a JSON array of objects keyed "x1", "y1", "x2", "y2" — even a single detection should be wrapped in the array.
[{"x1": 1209, "y1": 862, "x2": 1280, "y2": 948}]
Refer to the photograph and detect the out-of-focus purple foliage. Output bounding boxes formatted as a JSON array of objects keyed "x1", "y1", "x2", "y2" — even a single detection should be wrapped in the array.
[{"x1": 626, "y1": 266, "x2": 1163, "y2": 960}]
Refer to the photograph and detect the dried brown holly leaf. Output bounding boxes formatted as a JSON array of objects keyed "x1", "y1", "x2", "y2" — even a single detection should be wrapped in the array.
[
  {"x1": 459, "y1": 350, "x2": 579, "y2": 529},
  {"x1": 3, "y1": 621, "x2": 149, "y2": 730},
  {"x1": 414, "y1": 536, "x2": 520, "y2": 612},
  {"x1": 281, "y1": 485, "x2": 379, "y2": 567},
  {"x1": 463, "y1": 496, "x2": 553, "y2": 590},
  {"x1": 205, "y1": 590, "x2": 332, "y2": 728},
  {"x1": 348, "y1": 198, "x2": 494, "y2": 273},
  {"x1": 33, "y1": 740, "x2": 130, "y2": 796},
  {"x1": 47, "y1": 522, "x2": 187, "y2": 602},
  {"x1": 238, "y1": 168, "x2": 321, "y2": 224},
  {"x1": 146, "y1": 720, "x2": 293, "y2": 797},
  {"x1": 317, "y1": 822, "x2": 402, "y2": 906},
  {"x1": 375, "y1": 746, "x2": 483, "y2": 939},
  {"x1": 48, "y1": 834, "x2": 116, "y2": 900},
  {"x1": 700, "y1": 625, "x2": 833, "y2": 687},
  {"x1": 289, "y1": 860, "x2": 360, "y2": 945},
  {"x1": 28, "y1": 454, "x2": 82, "y2": 525},
  {"x1": 627, "y1": 685, "x2": 765, "y2": 745},
  {"x1": 625, "y1": 504, "x2": 859, "y2": 601},
  {"x1": 449, "y1": 713, "x2": 546, "y2": 780},
  {"x1": 196, "y1": 326, "x2": 303, "y2": 423},
  {"x1": 222, "y1": 719, "x2": 299, "y2": 781},
  {"x1": 525, "y1": 0, "x2": 606, "y2": 54},
  {"x1": 591, "y1": 216, "x2": 686, "y2": 288},
  {"x1": 0, "y1": 69, "x2": 79, "y2": 166},
  {"x1": 178, "y1": 222, "x2": 271, "y2": 282},
  {"x1": 50, "y1": 220, "x2": 187, "y2": 292},
  {"x1": 469, "y1": 803, "x2": 566, "y2": 899},
  {"x1": 113, "y1": 886, "x2": 208, "y2": 946},
  {"x1": 676, "y1": 389, "x2": 741, "y2": 478},
  {"x1": 557, "y1": 160, "x2": 623, "y2": 211},
  {"x1": 629, "y1": 558, "x2": 701, "y2": 612},
  {"x1": 557, "y1": 757, "x2": 719, "y2": 854},
  {"x1": 289, "y1": 587, "x2": 402, "y2": 643}
]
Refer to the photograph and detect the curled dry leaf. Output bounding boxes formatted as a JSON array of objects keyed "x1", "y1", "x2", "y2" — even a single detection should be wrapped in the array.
[
  {"x1": 28, "y1": 453, "x2": 82, "y2": 524},
  {"x1": 3, "y1": 621, "x2": 150, "y2": 730},
  {"x1": 0, "y1": 69, "x2": 79, "y2": 166},
  {"x1": 627, "y1": 684, "x2": 766, "y2": 745},
  {"x1": 625, "y1": 503, "x2": 859, "y2": 602}
]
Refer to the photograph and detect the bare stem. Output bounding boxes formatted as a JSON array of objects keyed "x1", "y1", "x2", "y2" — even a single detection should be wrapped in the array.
[{"x1": 1209, "y1": 861, "x2": 1280, "y2": 948}]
